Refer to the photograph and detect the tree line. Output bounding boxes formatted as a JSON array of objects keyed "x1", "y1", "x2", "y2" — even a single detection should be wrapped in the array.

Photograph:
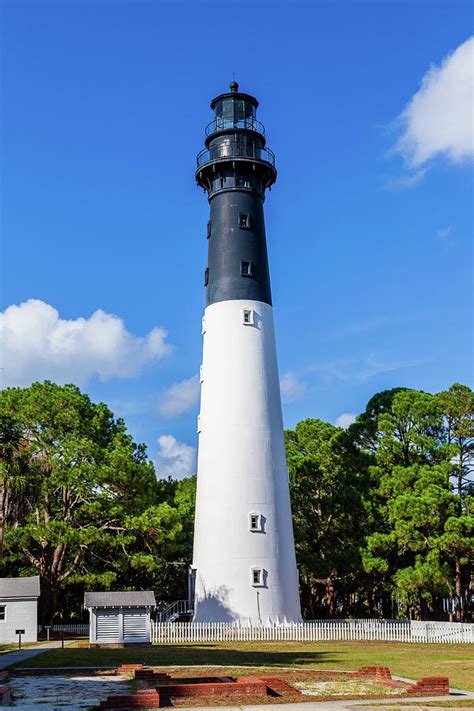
[{"x1": 0, "y1": 381, "x2": 472, "y2": 624}]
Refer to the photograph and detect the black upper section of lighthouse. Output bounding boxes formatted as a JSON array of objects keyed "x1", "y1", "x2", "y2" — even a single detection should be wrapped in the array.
[{"x1": 196, "y1": 83, "x2": 277, "y2": 308}]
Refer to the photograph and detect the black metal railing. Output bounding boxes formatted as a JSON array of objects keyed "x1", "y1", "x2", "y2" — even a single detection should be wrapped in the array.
[
  {"x1": 205, "y1": 118, "x2": 265, "y2": 136},
  {"x1": 196, "y1": 141, "x2": 275, "y2": 168},
  {"x1": 155, "y1": 599, "x2": 193, "y2": 622}
]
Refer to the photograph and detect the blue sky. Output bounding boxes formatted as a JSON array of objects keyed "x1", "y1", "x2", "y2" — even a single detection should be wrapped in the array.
[{"x1": 1, "y1": 0, "x2": 473, "y2": 478}]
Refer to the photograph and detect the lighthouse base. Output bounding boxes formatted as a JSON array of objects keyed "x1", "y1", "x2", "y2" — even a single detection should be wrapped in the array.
[{"x1": 192, "y1": 299, "x2": 302, "y2": 625}]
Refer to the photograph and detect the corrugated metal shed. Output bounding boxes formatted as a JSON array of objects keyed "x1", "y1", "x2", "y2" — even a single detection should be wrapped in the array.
[
  {"x1": 84, "y1": 591, "x2": 156, "y2": 608},
  {"x1": 0, "y1": 576, "x2": 40, "y2": 599}
]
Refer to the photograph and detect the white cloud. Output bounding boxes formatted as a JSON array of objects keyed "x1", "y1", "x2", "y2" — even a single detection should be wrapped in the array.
[
  {"x1": 280, "y1": 371, "x2": 306, "y2": 403},
  {"x1": 393, "y1": 36, "x2": 474, "y2": 175},
  {"x1": 0, "y1": 299, "x2": 172, "y2": 387},
  {"x1": 387, "y1": 169, "x2": 427, "y2": 190},
  {"x1": 335, "y1": 412, "x2": 357, "y2": 429},
  {"x1": 306, "y1": 352, "x2": 429, "y2": 385},
  {"x1": 437, "y1": 226, "x2": 453, "y2": 241},
  {"x1": 157, "y1": 374, "x2": 200, "y2": 418},
  {"x1": 155, "y1": 435, "x2": 196, "y2": 480}
]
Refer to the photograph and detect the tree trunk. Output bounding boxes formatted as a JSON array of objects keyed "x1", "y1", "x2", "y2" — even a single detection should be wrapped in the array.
[
  {"x1": 368, "y1": 589, "x2": 375, "y2": 617},
  {"x1": 381, "y1": 592, "x2": 391, "y2": 619},
  {"x1": 38, "y1": 576, "x2": 58, "y2": 626},
  {"x1": 326, "y1": 577, "x2": 336, "y2": 618},
  {"x1": 419, "y1": 593, "x2": 430, "y2": 620},
  {"x1": 455, "y1": 559, "x2": 462, "y2": 622},
  {"x1": 308, "y1": 578, "x2": 316, "y2": 620},
  {"x1": 391, "y1": 596, "x2": 398, "y2": 620}
]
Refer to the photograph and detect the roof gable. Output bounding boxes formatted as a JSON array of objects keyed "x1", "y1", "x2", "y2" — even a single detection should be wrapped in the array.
[
  {"x1": 0, "y1": 576, "x2": 40, "y2": 599},
  {"x1": 84, "y1": 591, "x2": 156, "y2": 608}
]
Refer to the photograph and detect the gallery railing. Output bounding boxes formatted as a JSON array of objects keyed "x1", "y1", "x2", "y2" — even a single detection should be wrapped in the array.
[
  {"x1": 205, "y1": 118, "x2": 265, "y2": 136},
  {"x1": 196, "y1": 142, "x2": 276, "y2": 168}
]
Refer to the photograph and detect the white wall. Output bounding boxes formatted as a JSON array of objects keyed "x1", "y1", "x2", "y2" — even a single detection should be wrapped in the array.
[
  {"x1": 192, "y1": 299, "x2": 302, "y2": 624},
  {"x1": 90, "y1": 608, "x2": 151, "y2": 644},
  {"x1": 0, "y1": 598, "x2": 38, "y2": 643}
]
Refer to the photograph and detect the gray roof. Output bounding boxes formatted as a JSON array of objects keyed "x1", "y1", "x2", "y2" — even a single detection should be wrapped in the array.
[
  {"x1": 0, "y1": 576, "x2": 40, "y2": 599},
  {"x1": 84, "y1": 591, "x2": 156, "y2": 608}
]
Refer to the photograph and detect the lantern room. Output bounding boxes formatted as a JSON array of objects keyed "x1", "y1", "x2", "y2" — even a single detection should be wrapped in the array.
[{"x1": 206, "y1": 82, "x2": 261, "y2": 138}]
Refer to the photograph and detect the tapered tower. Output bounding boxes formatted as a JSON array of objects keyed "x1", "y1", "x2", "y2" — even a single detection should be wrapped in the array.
[{"x1": 191, "y1": 83, "x2": 301, "y2": 624}]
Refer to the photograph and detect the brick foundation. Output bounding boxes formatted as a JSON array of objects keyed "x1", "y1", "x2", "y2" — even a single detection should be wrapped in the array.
[
  {"x1": 103, "y1": 671, "x2": 302, "y2": 708},
  {"x1": 349, "y1": 665, "x2": 392, "y2": 680},
  {"x1": 135, "y1": 670, "x2": 171, "y2": 683},
  {"x1": 259, "y1": 675, "x2": 302, "y2": 696},
  {"x1": 348, "y1": 666, "x2": 450, "y2": 697},
  {"x1": 102, "y1": 668, "x2": 451, "y2": 709},
  {"x1": 409, "y1": 677, "x2": 450, "y2": 696},
  {"x1": 117, "y1": 664, "x2": 144, "y2": 674},
  {"x1": 100, "y1": 689, "x2": 161, "y2": 709},
  {"x1": 157, "y1": 677, "x2": 268, "y2": 697}
]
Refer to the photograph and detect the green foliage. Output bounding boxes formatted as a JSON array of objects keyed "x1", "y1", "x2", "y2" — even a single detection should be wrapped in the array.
[
  {"x1": 0, "y1": 381, "x2": 188, "y2": 623},
  {"x1": 286, "y1": 418, "x2": 371, "y2": 617},
  {"x1": 360, "y1": 387, "x2": 473, "y2": 619},
  {"x1": 1, "y1": 378, "x2": 472, "y2": 623}
]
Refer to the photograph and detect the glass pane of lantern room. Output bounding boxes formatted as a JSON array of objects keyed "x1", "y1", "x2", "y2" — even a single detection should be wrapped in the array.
[
  {"x1": 215, "y1": 101, "x2": 224, "y2": 130},
  {"x1": 234, "y1": 100, "x2": 245, "y2": 128},
  {"x1": 222, "y1": 99, "x2": 234, "y2": 129},
  {"x1": 244, "y1": 102, "x2": 256, "y2": 129}
]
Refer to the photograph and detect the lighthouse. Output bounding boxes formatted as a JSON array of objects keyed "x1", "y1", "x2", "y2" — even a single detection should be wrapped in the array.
[{"x1": 191, "y1": 83, "x2": 302, "y2": 624}]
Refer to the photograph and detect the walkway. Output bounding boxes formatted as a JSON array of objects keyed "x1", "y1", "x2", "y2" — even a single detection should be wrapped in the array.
[
  {"x1": 0, "y1": 640, "x2": 64, "y2": 668},
  {"x1": 187, "y1": 693, "x2": 474, "y2": 711}
]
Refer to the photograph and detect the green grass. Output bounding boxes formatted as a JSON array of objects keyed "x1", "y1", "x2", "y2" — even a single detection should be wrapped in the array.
[
  {"x1": 14, "y1": 641, "x2": 474, "y2": 692},
  {"x1": 0, "y1": 642, "x2": 45, "y2": 654}
]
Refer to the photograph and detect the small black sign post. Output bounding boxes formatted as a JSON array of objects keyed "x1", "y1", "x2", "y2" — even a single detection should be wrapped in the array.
[{"x1": 16, "y1": 629, "x2": 25, "y2": 650}]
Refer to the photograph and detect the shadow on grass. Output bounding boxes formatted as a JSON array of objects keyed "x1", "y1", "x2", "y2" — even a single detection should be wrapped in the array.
[{"x1": 16, "y1": 644, "x2": 338, "y2": 669}]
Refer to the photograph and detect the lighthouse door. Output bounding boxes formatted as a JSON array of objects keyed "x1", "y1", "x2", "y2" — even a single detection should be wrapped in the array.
[{"x1": 188, "y1": 567, "x2": 196, "y2": 610}]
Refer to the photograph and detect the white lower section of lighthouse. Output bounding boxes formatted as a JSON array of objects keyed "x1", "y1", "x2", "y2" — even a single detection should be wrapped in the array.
[{"x1": 192, "y1": 299, "x2": 302, "y2": 624}]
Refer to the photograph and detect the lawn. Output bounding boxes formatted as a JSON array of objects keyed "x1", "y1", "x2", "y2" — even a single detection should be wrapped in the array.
[
  {"x1": 0, "y1": 642, "x2": 44, "y2": 654},
  {"x1": 15, "y1": 641, "x2": 474, "y2": 692}
]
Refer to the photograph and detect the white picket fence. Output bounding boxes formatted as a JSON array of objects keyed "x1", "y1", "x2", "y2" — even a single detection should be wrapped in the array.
[
  {"x1": 150, "y1": 620, "x2": 474, "y2": 644},
  {"x1": 38, "y1": 624, "x2": 90, "y2": 635},
  {"x1": 38, "y1": 620, "x2": 474, "y2": 643}
]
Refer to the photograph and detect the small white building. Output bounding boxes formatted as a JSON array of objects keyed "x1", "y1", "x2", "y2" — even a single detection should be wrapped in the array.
[
  {"x1": 84, "y1": 591, "x2": 156, "y2": 646},
  {"x1": 0, "y1": 576, "x2": 40, "y2": 644}
]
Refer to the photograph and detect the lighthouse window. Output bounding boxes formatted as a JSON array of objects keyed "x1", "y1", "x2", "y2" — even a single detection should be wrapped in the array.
[
  {"x1": 207, "y1": 221, "x2": 211, "y2": 238},
  {"x1": 242, "y1": 308, "x2": 254, "y2": 325},
  {"x1": 239, "y1": 213, "x2": 250, "y2": 229},
  {"x1": 240, "y1": 260, "x2": 253, "y2": 277},
  {"x1": 0, "y1": 606, "x2": 5, "y2": 621},
  {"x1": 204, "y1": 267, "x2": 209, "y2": 286},
  {"x1": 251, "y1": 568, "x2": 264, "y2": 587},
  {"x1": 249, "y1": 513, "x2": 262, "y2": 531}
]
